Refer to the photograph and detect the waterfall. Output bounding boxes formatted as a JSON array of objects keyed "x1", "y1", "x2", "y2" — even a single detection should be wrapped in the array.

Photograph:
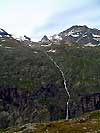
[{"x1": 44, "y1": 52, "x2": 70, "y2": 120}]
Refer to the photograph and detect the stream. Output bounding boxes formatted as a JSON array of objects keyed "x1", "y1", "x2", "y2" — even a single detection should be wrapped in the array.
[{"x1": 44, "y1": 51, "x2": 70, "y2": 120}]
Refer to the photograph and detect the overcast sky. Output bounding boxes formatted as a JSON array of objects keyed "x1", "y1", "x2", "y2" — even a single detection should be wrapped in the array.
[{"x1": 0, "y1": 0, "x2": 100, "y2": 41}]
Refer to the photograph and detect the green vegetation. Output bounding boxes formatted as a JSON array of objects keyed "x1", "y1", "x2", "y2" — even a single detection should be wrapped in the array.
[
  {"x1": 0, "y1": 37, "x2": 100, "y2": 129},
  {"x1": 0, "y1": 38, "x2": 100, "y2": 95},
  {"x1": 0, "y1": 38, "x2": 62, "y2": 91}
]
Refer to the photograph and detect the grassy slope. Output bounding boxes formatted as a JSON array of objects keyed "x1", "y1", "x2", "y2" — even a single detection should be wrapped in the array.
[
  {"x1": 0, "y1": 37, "x2": 100, "y2": 95},
  {"x1": 1, "y1": 110, "x2": 100, "y2": 133},
  {"x1": 0, "y1": 38, "x2": 100, "y2": 132},
  {"x1": 47, "y1": 44, "x2": 100, "y2": 95},
  {"x1": 0, "y1": 38, "x2": 62, "y2": 91}
]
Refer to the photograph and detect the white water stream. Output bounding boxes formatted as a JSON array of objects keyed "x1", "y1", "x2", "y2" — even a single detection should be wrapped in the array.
[{"x1": 45, "y1": 52, "x2": 70, "y2": 120}]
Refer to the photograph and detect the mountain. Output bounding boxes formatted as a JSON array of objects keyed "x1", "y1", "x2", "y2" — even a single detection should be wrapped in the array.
[
  {"x1": 40, "y1": 35, "x2": 50, "y2": 44},
  {"x1": 49, "y1": 34, "x2": 62, "y2": 44},
  {"x1": 50, "y1": 25, "x2": 100, "y2": 46},
  {"x1": 0, "y1": 28, "x2": 12, "y2": 37},
  {"x1": 24, "y1": 35, "x2": 31, "y2": 41},
  {"x1": 0, "y1": 26, "x2": 100, "y2": 129}
]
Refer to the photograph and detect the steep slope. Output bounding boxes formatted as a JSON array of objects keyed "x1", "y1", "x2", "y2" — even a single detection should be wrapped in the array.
[
  {"x1": 0, "y1": 34, "x2": 100, "y2": 128},
  {"x1": 50, "y1": 25, "x2": 100, "y2": 45},
  {"x1": 0, "y1": 28, "x2": 11, "y2": 37},
  {"x1": 40, "y1": 35, "x2": 50, "y2": 44},
  {"x1": 0, "y1": 37, "x2": 61, "y2": 90}
]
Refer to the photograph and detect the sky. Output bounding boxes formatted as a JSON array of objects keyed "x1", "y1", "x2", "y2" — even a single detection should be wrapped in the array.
[{"x1": 0, "y1": 0, "x2": 100, "y2": 41}]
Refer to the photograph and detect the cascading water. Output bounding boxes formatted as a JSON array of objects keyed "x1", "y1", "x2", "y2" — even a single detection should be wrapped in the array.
[{"x1": 44, "y1": 51, "x2": 70, "y2": 120}]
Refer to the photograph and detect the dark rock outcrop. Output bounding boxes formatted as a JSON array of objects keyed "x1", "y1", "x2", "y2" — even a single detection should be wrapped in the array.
[
  {"x1": 40, "y1": 35, "x2": 50, "y2": 44},
  {"x1": 24, "y1": 35, "x2": 31, "y2": 41},
  {"x1": 0, "y1": 86, "x2": 100, "y2": 128},
  {"x1": 0, "y1": 28, "x2": 11, "y2": 37},
  {"x1": 69, "y1": 93, "x2": 100, "y2": 118}
]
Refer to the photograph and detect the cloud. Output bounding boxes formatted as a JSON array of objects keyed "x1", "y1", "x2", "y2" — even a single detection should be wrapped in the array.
[
  {"x1": 32, "y1": 0, "x2": 100, "y2": 40},
  {"x1": 0, "y1": 0, "x2": 100, "y2": 41}
]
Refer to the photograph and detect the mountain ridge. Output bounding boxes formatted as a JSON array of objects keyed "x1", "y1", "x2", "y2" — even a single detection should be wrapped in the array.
[
  {"x1": 40, "y1": 25, "x2": 100, "y2": 46},
  {"x1": 0, "y1": 25, "x2": 100, "y2": 128},
  {"x1": 1, "y1": 25, "x2": 100, "y2": 46}
]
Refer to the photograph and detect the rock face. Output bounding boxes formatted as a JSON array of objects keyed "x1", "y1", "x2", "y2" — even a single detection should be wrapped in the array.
[
  {"x1": 0, "y1": 28, "x2": 11, "y2": 37},
  {"x1": 59, "y1": 25, "x2": 100, "y2": 45},
  {"x1": 24, "y1": 35, "x2": 31, "y2": 41},
  {"x1": 0, "y1": 87, "x2": 50, "y2": 128},
  {"x1": 0, "y1": 86, "x2": 100, "y2": 128},
  {"x1": 40, "y1": 35, "x2": 50, "y2": 44},
  {"x1": 49, "y1": 25, "x2": 100, "y2": 46},
  {"x1": 81, "y1": 93, "x2": 100, "y2": 111},
  {"x1": 0, "y1": 85, "x2": 67, "y2": 128},
  {"x1": 69, "y1": 93, "x2": 100, "y2": 118}
]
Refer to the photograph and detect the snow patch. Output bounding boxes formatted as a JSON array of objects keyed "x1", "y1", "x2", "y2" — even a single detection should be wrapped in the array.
[
  {"x1": 41, "y1": 43, "x2": 52, "y2": 47},
  {"x1": 34, "y1": 51, "x2": 38, "y2": 54},
  {"x1": 15, "y1": 38, "x2": 21, "y2": 41},
  {"x1": 5, "y1": 46, "x2": 11, "y2": 49},
  {"x1": 83, "y1": 35, "x2": 87, "y2": 37},
  {"x1": 6, "y1": 35, "x2": 10, "y2": 37},
  {"x1": 0, "y1": 45, "x2": 2, "y2": 47},
  {"x1": 50, "y1": 34, "x2": 62, "y2": 40},
  {"x1": 67, "y1": 30, "x2": 74, "y2": 36},
  {"x1": 71, "y1": 34, "x2": 79, "y2": 37},
  {"x1": 92, "y1": 34, "x2": 100, "y2": 38},
  {"x1": 47, "y1": 49, "x2": 56, "y2": 53},
  {"x1": 1, "y1": 40, "x2": 6, "y2": 42},
  {"x1": 93, "y1": 38, "x2": 99, "y2": 41},
  {"x1": 84, "y1": 43, "x2": 96, "y2": 47},
  {"x1": 66, "y1": 30, "x2": 80, "y2": 37},
  {"x1": 13, "y1": 35, "x2": 25, "y2": 41}
]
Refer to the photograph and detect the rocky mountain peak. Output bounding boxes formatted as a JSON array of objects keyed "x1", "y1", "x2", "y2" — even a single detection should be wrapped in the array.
[
  {"x1": 41, "y1": 35, "x2": 50, "y2": 43},
  {"x1": 67, "y1": 25, "x2": 89, "y2": 32},
  {"x1": 39, "y1": 25, "x2": 100, "y2": 46},
  {"x1": 58, "y1": 25, "x2": 100, "y2": 45},
  {"x1": 0, "y1": 28, "x2": 11, "y2": 37},
  {"x1": 24, "y1": 35, "x2": 31, "y2": 41}
]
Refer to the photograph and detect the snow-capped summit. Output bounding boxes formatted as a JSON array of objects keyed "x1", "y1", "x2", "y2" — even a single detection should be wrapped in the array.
[
  {"x1": 39, "y1": 26, "x2": 100, "y2": 46},
  {"x1": 58, "y1": 25, "x2": 100, "y2": 45},
  {"x1": 50, "y1": 34, "x2": 62, "y2": 41}
]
